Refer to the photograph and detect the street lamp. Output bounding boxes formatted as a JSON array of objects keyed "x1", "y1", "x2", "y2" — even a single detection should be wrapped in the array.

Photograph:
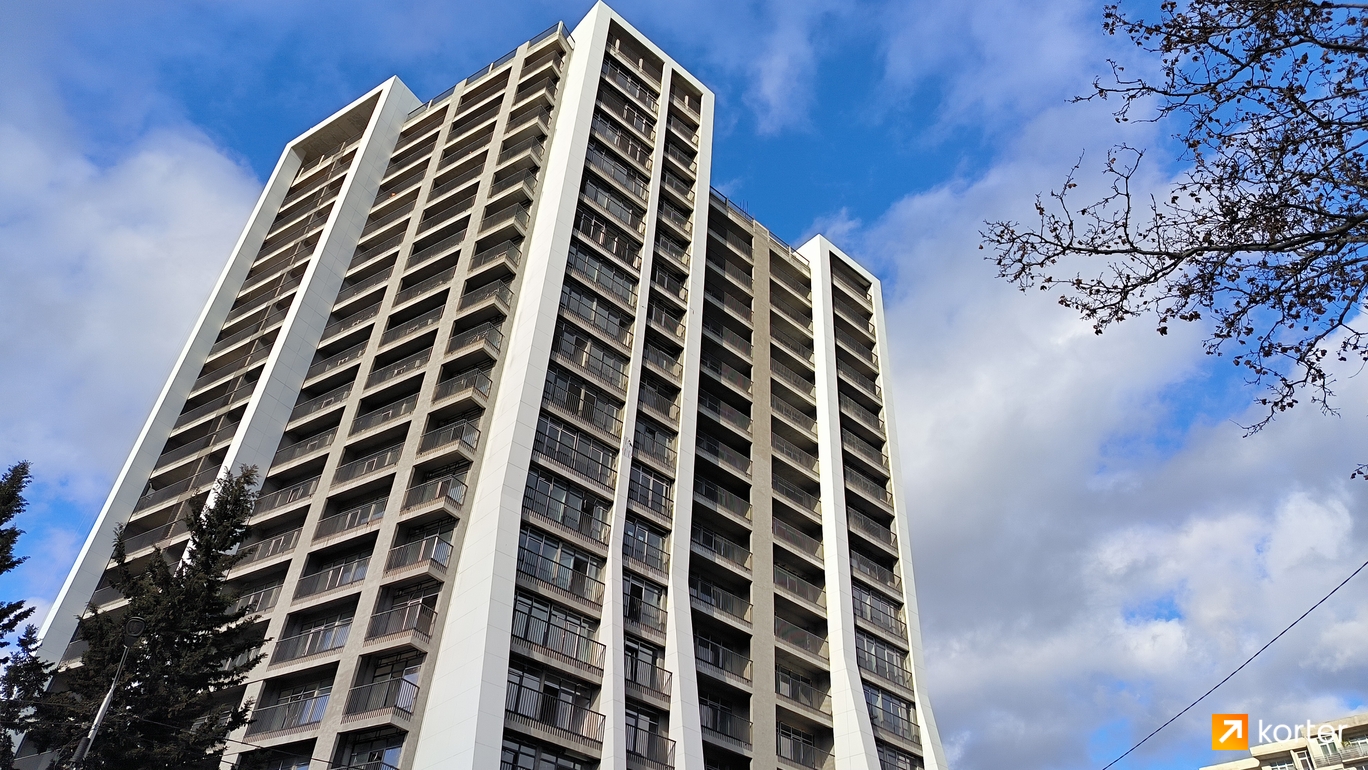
[{"x1": 70, "y1": 616, "x2": 145, "y2": 766}]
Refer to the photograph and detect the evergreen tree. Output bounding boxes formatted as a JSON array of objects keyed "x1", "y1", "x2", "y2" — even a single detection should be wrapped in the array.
[
  {"x1": 0, "y1": 462, "x2": 36, "y2": 653},
  {"x1": 0, "y1": 627, "x2": 53, "y2": 770},
  {"x1": 27, "y1": 467, "x2": 267, "y2": 770}
]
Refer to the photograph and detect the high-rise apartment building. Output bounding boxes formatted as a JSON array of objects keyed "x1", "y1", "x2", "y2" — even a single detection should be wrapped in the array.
[{"x1": 35, "y1": 5, "x2": 946, "y2": 770}]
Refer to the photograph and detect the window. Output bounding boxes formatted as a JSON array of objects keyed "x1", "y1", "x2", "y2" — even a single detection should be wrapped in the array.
[
  {"x1": 623, "y1": 517, "x2": 668, "y2": 571},
  {"x1": 519, "y1": 528, "x2": 604, "y2": 582},
  {"x1": 545, "y1": 364, "x2": 624, "y2": 436},
  {"x1": 554, "y1": 321, "x2": 629, "y2": 388},
  {"x1": 568, "y1": 241, "x2": 638, "y2": 305},
  {"x1": 877, "y1": 742, "x2": 922, "y2": 770},
  {"x1": 513, "y1": 591, "x2": 597, "y2": 651},
  {"x1": 533, "y1": 414, "x2": 618, "y2": 486},
  {"x1": 583, "y1": 176, "x2": 644, "y2": 230},
  {"x1": 864, "y1": 684, "x2": 916, "y2": 739},
  {"x1": 502, "y1": 737, "x2": 586, "y2": 770},
  {"x1": 855, "y1": 631, "x2": 911, "y2": 687},
  {"x1": 628, "y1": 462, "x2": 673, "y2": 514},
  {"x1": 624, "y1": 573, "x2": 666, "y2": 629},
  {"x1": 561, "y1": 280, "x2": 633, "y2": 343},
  {"x1": 634, "y1": 419, "x2": 676, "y2": 464},
  {"x1": 523, "y1": 467, "x2": 611, "y2": 538},
  {"x1": 339, "y1": 728, "x2": 405, "y2": 770}
]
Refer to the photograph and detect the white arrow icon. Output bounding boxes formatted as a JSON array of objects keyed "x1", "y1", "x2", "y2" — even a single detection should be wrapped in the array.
[{"x1": 1220, "y1": 720, "x2": 1244, "y2": 744}]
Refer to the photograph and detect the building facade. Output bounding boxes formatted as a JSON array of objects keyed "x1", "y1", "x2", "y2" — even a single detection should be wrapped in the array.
[
  {"x1": 1202, "y1": 713, "x2": 1368, "y2": 770},
  {"x1": 36, "y1": 5, "x2": 946, "y2": 770}
]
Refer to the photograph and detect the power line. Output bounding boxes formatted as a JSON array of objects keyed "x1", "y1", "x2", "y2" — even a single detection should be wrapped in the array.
[{"x1": 1100, "y1": 553, "x2": 1368, "y2": 770}]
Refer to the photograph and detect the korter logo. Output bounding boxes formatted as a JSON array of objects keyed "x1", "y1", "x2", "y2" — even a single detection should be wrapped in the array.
[
  {"x1": 1211, "y1": 714, "x2": 1350, "y2": 749},
  {"x1": 1212, "y1": 714, "x2": 1249, "y2": 750}
]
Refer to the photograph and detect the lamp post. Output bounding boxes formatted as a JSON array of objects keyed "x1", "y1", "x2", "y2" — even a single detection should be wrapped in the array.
[{"x1": 69, "y1": 616, "x2": 145, "y2": 767}]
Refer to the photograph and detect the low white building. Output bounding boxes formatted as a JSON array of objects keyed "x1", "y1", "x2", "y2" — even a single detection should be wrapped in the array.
[{"x1": 1203, "y1": 713, "x2": 1368, "y2": 770}]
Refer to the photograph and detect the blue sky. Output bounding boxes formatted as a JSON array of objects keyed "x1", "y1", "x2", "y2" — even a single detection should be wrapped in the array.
[{"x1": 2, "y1": 2, "x2": 1367, "y2": 770}]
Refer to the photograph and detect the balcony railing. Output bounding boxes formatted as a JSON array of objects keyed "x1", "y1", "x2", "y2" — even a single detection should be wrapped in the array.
[
  {"x1": 418, "y1": 418, "x2": 481, "y2": 456},
  {"x1": 306, "y1": 341, "x2": 367, "y2": 382},
  {"x1": 237, "y1": 527, "x2": 302, "y2": 568},
  {"x1": 625, "y1": 727, "x2": 674, "y2": 767},
  {"x1": 511, "y1": 608, "x2": 607, "y2": 670},
  {"x1": 695, "y1": 637, "x2": 752, "y2": 682},
  {"x1": 122, "y1": 518, "x2": 189, "y2": 553},
  {"x1": 602, "y1": 59, "x2": 659, "y2": 111},
  {"x1": 288, "y1": 383, "x2": 350, "y2": 423},
  {"x1": 696, "y1": 434, "x2": 751, "y2": 477},
  {"x1": 192, "y1": 346, "x2": 272, "y2": 393},
  {"x1": 838, "y1": 362, "x2": 882, "y2": 399},
  {"x1": 367, "y1": 602, "x2": 436, "y2": 641},
  {"x1": 840, "y1": 392, "x2": 885, "y2": 433},
  {"x1": 232, "y1": 582, "x2": 283, "y2": 615},
  {"x1": 447, "y1": 321, "x2": 505, "y2": 355},
  {"x1": 365, "y1": 349, "x2": 432, "y2": 389},
  {"x1": 705, "y1": 288, "x2": 752, "y2": 322},
  {"x1": 702, "y1": 318, "x2": 751, "y2": 356},
  {"x1": 846, "y1": 469, "x2": 894, "y2": 508},
  {"x1": 176, "y1": 381, "x2": 256, "y2": 429},
  {"x1": 624, "y1": 535, "x2": 669, "y2": 574},
  {"x1": 694, "y1": 477, "x2": 751, "y2": 520},
  {"x1": 625, "y1": 657, "x2": 673, "y2": 696},
  {"x1": 516, "y1": 547, "x2": 606, "y2": 603},
  {"x1": 698, "y1": 390, "x2": 750, "y2": 434},
  {"x1": 856, "y1": 646, "x2": 913, "y2": 689},
  {"x1": 401, "y1": 475, "x2": 468, "y2": 511},
  {"x1": 774, "y1": 565, "x2": 825, "y2": 606},
  {"x1": 689, "y1": 578, "x2": 752, "y2": 623},
  {"x1": 777, "y1": 669, "x2": 831, "y2": 714},
  {"x1": 405, "y1": 228, "x2": 465, "y2": 269},
  {"x1": 294, "y1": 557, "x2": 369, "y2": 599},
  {"x1": 849, "y1": 509, "x2": 897, "y2": 549},
  {"x1": 315, "y1": 499, "x2": 385, "y2": 539},
  {"x1": 773, "y1": 360, "x2": 816, "y2": 397},
  {"x1": 335, "y1": 266, "x2": 393, "y2": 305},
  {"x1": 380, "y1": 307, "x2": 445, "y2": 347},
  {"x1": 333, "y1": 445, "x2": 403, "y2": 484},
  {"x1": 245, "y1": 694, "x2": 329, "y2": 735},
  {"x1": 772, "y1": 433, "x2": 818, "y2": 474},
  {"x1": 655, "y1": 233, "x2": 690, "y2": 265},
  {"x1": 625, "y1": 600, "x2": 667, "y2": 634},
  {"x1": 700, "y1": 355, "x2": 751, "y2": 393},
  {"x1": 271, "y1": 619, "x2": 351, "y2": 664},
  {"x1": 351, "y1": 394, "x2": 418, "y2": 435},
  {"x1": 853, "y1": 599, "x2": 908, "y2": 638},
  {"x1": 254, "y1": 476, "x2": 319, "y2": 514},
  {"x1": 272, "y1": 428, "x2": 336, "y2": 466},
  {"x1": 773, "y1": 474, "x2": 820, "y2": 513},
  {"x1": 345, "y1": 678, "x2": 419, "y2": 717},
  {"x1": 852, "y1": 551, "x2": 902, "y2": 590},
  {"x1": 505, "y1": 684, "x2": 606, "y2": 743},
  {"x1": 771, "y1": 395, "x2": 817, "y2": 435},
  {"x1": 773, "y1": 518, "x2": 823, "y2": 559},
  {"x1": 385, "y1": 534, "x2": 453, "y2": 572},
  {"x1": 777, "y1": 733, "x2": 825, "y2": 769},
  {"x1": 496, "y1": 136, "x2": 545, "y2": 166},
  {"x1": 774, "y1": 616, "x2": 828, "y2": 659},
  {"x1": 639, "y1": 387, "x2": 680, "y2": 422},
  {"x1": 322, "y1": 303, "x2": 381, "y2": 341},
  {"x1": 458, "y1": 280, "x2": 513, "y2": 310},
  {"x1": 690, "y1": 526, "x2": 751, "y2": 571},
  {"x1": 700, "y1": 706, "x2": 751, "y2": 749}
]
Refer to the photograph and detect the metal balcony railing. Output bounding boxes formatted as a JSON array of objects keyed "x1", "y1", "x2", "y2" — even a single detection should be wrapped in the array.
[
  {"x1": 245, "y1": 694, "x2": 329, "y2": 735},
  {"x1": 700, "y1": 356, "x2": 751, "y2": 393},
  {"x1": 306, "y1": 341, "x2": 367, "y2": 382},
  {"x1": 695, "y1": 637, "x2": 752, "y2": 682},
  {"x1": 272, "y1": 428, "x2": 336, "y2": 466},
  {"x1": 351, "y1": 394, "x2": 418, "y2": 435},
  {"x1": 700, "y1": 706, "x2": 751, "y2": 748},
  {"x1": 237, "y1": 528, "x2": 302, "y2": 568},
  {"x1": 773, "y1": 360, "x2": 816, "y2": 397},
  {"x1": 367, "y1": 602, "x2": 436, "y2": 641},
  {"x1": 380, "y1": 307, "x2": 445, "y2": 347},
  {"x1": 505, "y1": 684, "x2": 605, "y2": 743},
  {"x1": 856, "y1": 646, "x2": 913, "y2": 689},
  {"x1": 459, "y1": 280, "x2": 513, "y2": 310},
  {"x1": 696, "y1": 434, "x2": 751, "y2": 476},
  {"x1": 511, "y1": 608, "x2": 607, "y2": 670},
  {"x1": 840, "y1": 393, "x2": 885, "y2": 433},
  {"x1": 418, "y1": 418, "x2": 481, "y2": 455},
  {"x1": 689, "y1": 578, "x2": 751, "y2": 623},
  {"x1": 625, "y1": 657, "x2": 673, "y2": 696},
  {"x1": 774, "y1": 616, "x2": 828, "y2": 659},
  {"x1": 315, "y1": 499, "x2": 385, "y2": 539},
  {"x1": 773, "y1": 474, "x2": 820, "y2": 513},
  {"x1": 434, "y1": 369, "x2": 493, "y2": 404},
  {"x1": 401, "y1": 475, "x2": 468, "y2": 511},
  {"x1": 624, "y1": 535, "x2": 669, "y2": 573},
  {"x1": 849, "y1": 509, "x2": 897, "y2": 548},
  {"x1": 447, "y1": 320, "x2": 505, "y2": 354},
  {"x1": 271, "y1": 619, "x2": 351, "y2": 664},
  {"x1": 122, "y1": 518, "x2": 189, "y2": 553},
  {"x1": 772, "y1": 433, "x2": 818, "y2": 474},
  {"x1": 694, "y1": 477, "x2": 751, "y2": 520},
  {"x1": 690, "y1": 526, "x2": 751, "y2": 571},
  {"x1": 294, "y1": 557, "x2": 369, "y2": 599},
  {"x1": 854, "y1": 598, "x2": 908, "y2": 638},
  {"x1": 289, "y1": 383, "x2": 351, "y2": 423},
  {"x1": 774, "y1": 565, "x2": 825, "y2": 606},
  {"x1": 232, "y1": 582, "x2": 283, "y2": 615},
  {"x1": 333, "y1": 445, "x2": 403, "y2": 484},
  {"x1": 772, "y1": 395, "x2": 817, "y2": 435},
  {"x1": 777, "y1": 669, "x2": 832, "y2": 714},
  {"x1": 852, "y1": 552, "x2": 902, "y2": 590},
  {"x1": 254, "y1": 476, "x2": 320, "y2": 514},
  {"x1": 846, "y1": 469, "x2": 895, "y2": 508},
  {"x1": 385, "y1": 535, "x2": 453, "y2": 572},
  {"x1": 777, "y1": 733, "x2": 824, "y2": 769},
  {"x1": 345, "y1": 678, "x2": 419, "y2": 717},
  {"x1": 517, "y1": 547, "x2": 606, "y2": 603},
  {"x1": 625, "y1": 726, "x2": 674, "y2": 766},
  {"x1": 405, "y1": 229, "x2": 465, "y2": 269},
  {"x1": 365, "y1": 349, "x2": 432, "y2": 389}
]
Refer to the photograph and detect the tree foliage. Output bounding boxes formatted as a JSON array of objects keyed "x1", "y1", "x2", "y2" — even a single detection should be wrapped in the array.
[
  {"x1": 26, "y1": 467, "x2": 266, "y2": 770},
  {"x1": 983, "y1": 0, "x2": 1368, "y2": 452},
  {"x1": 0, "y1": 462, "x2": 35, "y2": 649}
]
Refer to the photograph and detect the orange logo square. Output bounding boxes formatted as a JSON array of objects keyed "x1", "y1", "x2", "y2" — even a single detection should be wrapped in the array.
[{"x1": 1212, "y1": 714, "x2": 1249, "y2": 750}]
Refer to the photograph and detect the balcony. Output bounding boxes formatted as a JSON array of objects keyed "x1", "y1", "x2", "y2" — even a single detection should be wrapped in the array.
[
  {"x1": 434, "y1": 369, "x2": 493, "y2": 406},
  {"x1": 132, "y1": 467, "x2": 220, "y2": 514},
  {"x1": 700, "y1": 706, "x2": 752, "y2": 752},
  {"x1": 458, "y1": 280, "x2": 513, "y2": 312},
  {"x1": 690, "y1": 578, "x2": 752, "y2": 625},
  {"x1": 496, "y1": 136, "x2": 545, "y2": 167},
  {"x1": 772, "y1": 433, "x2": 818, "y2": 476},
  {"x1": 626, "y1": 726, "x2": 675, "y2": 770},
  {"x1": 365, "y1": 349, "x2": 432, "y2": 389},
  {"x1": 624, "y1": 535, "x2": 670, "y2": 576},
  {"x1": 470, "y1": 239, "x2": 523, "y2": 274},
  {"x1": 703, "y1": 318, "x2": 751, "y2": 358},
  {"x1": 700, "y1": 355, "x2": 751, "y2": 394},
  {"x1": 245, "y1": 694, "x2": 329, "y2": 736},
  {"x1": 344, "y1": 678, "x2": 418, "y2": 720},
  {"x1": 851, "y1": 552, "x2": 901, "y2": 591},
  {"x1": 846, "y1": 469, "x2": 894, "y2": 510},
  {"x1": 384, "y1": 534, "x2": 453, "y2": 573},
  {"x1": 236, "y1": 527, "x2": 302, "y2": 569},
  {"x1": 836, "y1": 328, "x2": 879, "y2": 368},
  {"x1": 405, "y1": 228, "x2": 466, "y2": 270},
  {"x1": 352, "y1": 231, "x2": 406, "y2": 269},
  {"x1": 625, "y1": 601, "x2": 667, "y2": 637},
  {"x1": 505, "y1": 684, "x2": 605, "y2": 746},
  {"x1": 640, "y1": 386, "x2": 681, "y2": 424},
  {"x1": 774, "y1": 616, "x2": 828, "y2": 660},
  {"x1": 336, "y1": 264, "x2": 395, "y2": 306},
  {"x1": 254, "y1": 476, "x2": 320, "y2": 515},
  {"x1": 772, "y1": 325, "x2": 815, "y2": 363},
  {"x1": 649, "y1": 303, "x2": 687, "y2": 341},
  {"x1": 418, "y1": 418, "x2": 481, "y2": 457},
  {"x1": 694, "y1": 478, "x2": 751, "y2": 521},
  {"x1": 644, "y1": 345, "x2": 684, "y2": 380},
  {"x1": 121, "y1": 518, "x2": 189, "y2": 554},
  {"x1": 625, "y1": 656, "x2": 673, "y2": 700},
  {"x1": 192, "y1": 345, "x2": 272, "y2": 394},
  {"x1": 655, "y1": 233, "x2": 690, "y2": 266},
  {"x1": 446, "y1": 320, "x2": 505, "y2": 357},
  {"x1": 837, "y1": 362, "x2": 881, "y2": 400},
  {"x1": 853, "y1": 599, "x2": 908, "y2": 639},
  {"x1": 602, "y1": 59, "x2": 659, "y2": 111},
  {"x1": 774, "y1": 565, "x2": 825, "y2": 608},
  {"x1": 289, "y1": 383, "x2": 351, "y2": 425},
  {"x1": 833, "y1": 270, "x2": 873, "y2": 307},
  {"x1": 322, "y1": 303, "x2": 381, "y2": 343},
  {"x1": 773, "y1": 475, "x2": 820, "y2": 515},
  {"x1": 316, "y1": 499, "x2": 385, "y2": 540},
  {"x1": 772, "y1": 396, "x2": 817, "y2": 436},
  {"x1": 401, "y1": 475, "x2": 467, "y2": 513},
  {"x1": 777, "y1": 732, "x2": 825, "y2": 769},
  {"x1": 360, "y1": 201, "x2": 415, "y2": 239},
  {"x1": 333, "y1": 445, "x2": 403, "y2": 485},
  {"x1": 232, "y1": 582, "x2": 283, "y2": 615},
  {"x1": 516, "y1": 547, "x2": 606, "y2": 604},
  {"x1": 305, "y1": 341, "x2": 367, "y2": 383},
  {"x1": 773, "y1": 360, "x2": 816, "y2": 399},
  {"x1": 272, "y1": 428, "x2": 336, "y2": 467},
  {"x1": 154, "y1": 424, "x2": 236, "y2": 471},
  {"x1": 176, "y1": 381, "x2": 256, "y2": 430},
  {"x1": 696, "y1": 434, "x2": 751, "y2": 478},
  {"x1": 777, "y1": 669, "x2": 832, "y2": 716},
  {"x1": 351, "y1": 395, "x2": 418, "y2": 436},
  {"x1": 856, "y1": 647, "x2": 913, "y2": 691},
  {"x1": 842, "y1": 429, "x2": 889, "y2": 471},
  {"x1": 704, "y1": 288, "x2": 752, "y2": 324},
  {"x1": 698, "y1": 391, "x2": 750, "y2": 435},
  {"x1": 271, "y1": 619, "x2": 351, "y2": 665},
  {"x1": 848, "y1": 509, "x2": 897, "y2": 550},
  {"x1": 294, "y1": 557, "x2": 369, "y2": 599},
  {"x1": 366, "y1": 602, "x2": 436, "y2": 642},
  {"x1": 690, "y1": 526, "x2": 751, "y2": 573},
  {"x1": 695, "y1": 637, "x2": 752, "y2": 686},
  {"x1": 511, "y1": 607, "x2": 606, "y2": 675},
  {"x1": 839, "y1": 393, "x2": 885, "y2": 435}
]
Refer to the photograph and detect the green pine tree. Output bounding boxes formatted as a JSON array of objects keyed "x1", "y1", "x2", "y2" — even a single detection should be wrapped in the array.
[
  {"x1": 0, "y1": 626, "x2": 54, "y2": 770},
  {"x1": 0, "y1": 462, "x2": 36, "y2": 653},
  {"x1": 28, "y1": 467, "x2": 267, "y2": 770}
]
